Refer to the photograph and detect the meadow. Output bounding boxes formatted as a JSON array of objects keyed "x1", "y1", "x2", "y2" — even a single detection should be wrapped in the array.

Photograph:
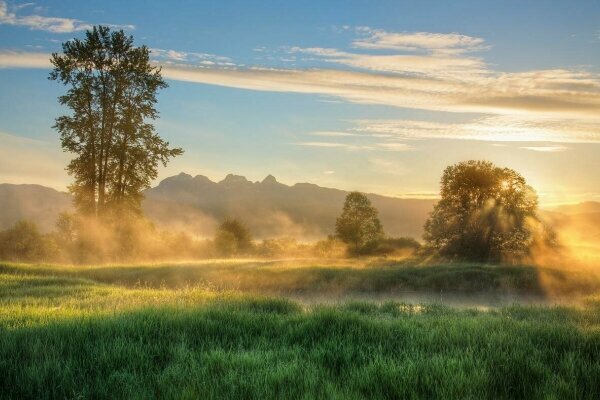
[{"x1": 1, "y1": 260, "x2": 600, "y2": 399}]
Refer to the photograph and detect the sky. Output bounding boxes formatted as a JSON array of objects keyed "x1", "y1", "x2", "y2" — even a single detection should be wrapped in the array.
[{"x1": 0, "y1": 0, "x2": 599, "y2": 206}]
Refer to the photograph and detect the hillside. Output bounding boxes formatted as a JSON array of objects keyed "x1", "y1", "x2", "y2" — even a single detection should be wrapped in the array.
[{"x1": 0, "y1": 184, "x2": 72, "y2": 232}]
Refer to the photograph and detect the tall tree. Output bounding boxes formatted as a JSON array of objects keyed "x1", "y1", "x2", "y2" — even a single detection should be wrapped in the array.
[
  {"x1": 424, "y1": 160, "x2": 554, "y2": 262},
  {"x1": 50, "y1": 25, "x2": 182, "y2": 218},
  {"x1": 335, "y1": 192, "x2": 384, "y2": 255}
]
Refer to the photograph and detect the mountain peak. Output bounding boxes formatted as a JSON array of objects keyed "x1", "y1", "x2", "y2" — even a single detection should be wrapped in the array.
[
  {"x1": 220, "y1": 174, "x2": 250, "y2": 185},
  {"x1": 261, "y1": 174, "x2": 278, "y2": 184},
  {"x1": 157, "y1": 172, "x2": 192, "y2": 187}
]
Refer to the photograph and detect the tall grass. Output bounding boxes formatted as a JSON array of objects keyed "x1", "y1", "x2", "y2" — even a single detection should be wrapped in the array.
[{"x1": 1, "y1": 261, "x2": 600, "y2": 399}]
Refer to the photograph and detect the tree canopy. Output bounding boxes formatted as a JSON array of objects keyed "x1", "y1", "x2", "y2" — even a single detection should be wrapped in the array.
[
  {"x1": 424, "y1": 160, "x2": 553, "y2": 262},
  {"x1": 335, "y1": 192, "x2": 384, "y2": 255},
  {"x1": 214, "y1": 218, "x2": 253, "y2": 256},
  {"x1": 49, "y1": 25, "x2": 182, "y2": 219}
]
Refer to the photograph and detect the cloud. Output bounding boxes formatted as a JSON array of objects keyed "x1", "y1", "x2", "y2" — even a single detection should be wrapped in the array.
[
  {"x1": 151, "y1": 48, "x2": 234, "y2": 66},
  {"x1": 375, "y1": 142, "x2": 412, "y2": 151},
  {"x1": 286, "y1": 46, "x2": 487, "y2": 77},
  {"x1": 0, "y1": 1, "x2": 133, "y2": 33},
  {"x1": 309, "y1": 131, "x2": 361, "y2": 137},
  {"x1": 352, "y1": 27, "x2": 488, "y2": 54},
  {"x1": 1, "y1": 26, "x2": 600, "y2": 143},
  {"x1": 294, "y1": 141, "x2": 372, "y2": 150},
  {"x1": 0, "y1": 50, "x2": 51, "y2": 68},
  {"x1": 351, "y1": 115, "x2": 600, "y2": 143},
  {"x1": 521, "y1": 146, "x2": 569, "y2": 152},
  {"x1": 157, "y1": 64, "x2": 600, "y2": 118},
  {"x1": 294, "y1": 140, "x2": 411, "y2": 152}
]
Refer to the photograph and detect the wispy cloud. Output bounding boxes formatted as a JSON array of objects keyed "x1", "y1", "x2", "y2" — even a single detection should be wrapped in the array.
[
  {"x1": 351, "y1": 27, "x2": 488, "y2": 54},
  {"x1": 157, "y1": 64, "x2": 600, "y2": 118},
  {"x1": 294, "y1": 141, "x2": 372, "y2": 150},
  {"x1": 350, "y1": 115, "x2": 600, "y2": 143},
  {"x1": 0, "y1": 1, "x2": 133, "y2": 33},
  {"x1": 1, "y1": 26, "x2": 600, "y2": 144},
  {"x1": 151, "y1": 48, "x2": 234, "y2": 66},
  {"x1": 0, "y1": 50, "x2": 50, "y2": 68},
  {"x1": 310, "y1": 131, "x2": 362, "y2": 137},
  {"x1": 286, "y1": 45, "x2": 487, "y2": 77},
  {"x1": 521, "y1": 145, "x2": 570, "y2": 152},
  {"x1": 294, "y1": 140, "x2": 411, "y2": 152}
]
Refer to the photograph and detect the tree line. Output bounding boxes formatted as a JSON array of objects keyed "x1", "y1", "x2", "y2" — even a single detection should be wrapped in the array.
[{"x1": 331, "y1": 160, "x2": 556, "y2": 262}]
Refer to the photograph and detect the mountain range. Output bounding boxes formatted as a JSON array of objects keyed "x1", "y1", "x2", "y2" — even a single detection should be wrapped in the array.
[
  {"x1": 2, "y1": 175, "x2": 599, "y2": 242},
  {"x1": 143, "y1": 173, "x2": 436, "y2": 239}
]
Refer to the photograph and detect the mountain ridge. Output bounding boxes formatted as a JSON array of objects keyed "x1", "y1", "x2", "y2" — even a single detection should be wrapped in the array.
[
  {"x1": 143, "y1": 172, "x2": 436, "y2": 239},
  {"x1": 2, "y1": 174, "x2": 599, "y2": 241}
]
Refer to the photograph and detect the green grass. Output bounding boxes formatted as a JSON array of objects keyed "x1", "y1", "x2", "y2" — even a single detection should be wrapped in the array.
[
  {"x1": 2, "y1": 258, "x2": 599, "y2": 297},
  {"x1": 1, "y1": 261, "x2": 600, "y2": 399}
]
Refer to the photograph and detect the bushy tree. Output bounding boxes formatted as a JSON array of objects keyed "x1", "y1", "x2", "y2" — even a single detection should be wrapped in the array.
[
  {"x1": 313, "y1": 236, "x2": 347, "y2": 258},
  {"x1": 424, "y1": 160, "x2": 554, "y2": 262},
  {"x1": 335, "y1": 192, "x2": 384, "y2": 255},
  {"x1": 0, "y1": 220, "x2": 57, "y2": 262},
  {"x1": 49, "y1": 25, "x2": 182, "y2": 219},
  {"x1": 214, "y1": 218, "x2": 253, "y2": 256}
]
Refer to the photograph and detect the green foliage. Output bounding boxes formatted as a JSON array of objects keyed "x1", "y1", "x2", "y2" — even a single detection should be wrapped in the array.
[
  {"x1": 424, "y1": 160, "x2": 554, "y2": 262},
  {"x1": 49, "y1": 25, "x2": 182, "y2": 218},
  {"x1": 374, "y1": 237, "x2": 421, "y2": 256},
  {"x1": 313, "y1": 236, "x2": 348, "y2": 258},
  {"x1": 1, "y1": 263, "x2": 600, "y2": 399},
  {"x1": 0, "y1": 220, "x2": 58, "y2": 262},
  {"x1": 8, "y1": 260, "x2": 597, "y2": 296},
  {"x1": 335, "y1": 192, "x2": 384, "y2": 255},
  {"x1": 256, "y1": 237, "x2": 309, "y2": 258},
  {"x1": 214, "y1": 218, "x2": 253, "y2": 257}
]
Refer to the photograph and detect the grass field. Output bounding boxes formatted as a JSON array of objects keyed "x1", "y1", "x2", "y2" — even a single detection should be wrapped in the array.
[{"x1": 2, "y1": 260, "x2": 600, "y2": 399}]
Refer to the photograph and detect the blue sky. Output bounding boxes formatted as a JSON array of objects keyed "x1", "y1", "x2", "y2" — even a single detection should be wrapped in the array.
[{"x1": 1, "y1": 0, "x2": 599, "y2": 205}]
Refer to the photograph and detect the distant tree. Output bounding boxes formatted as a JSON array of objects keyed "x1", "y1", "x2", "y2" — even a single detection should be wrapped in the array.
[
  {"x1": 49, "y1": 25, "x2": 182, "y2": 219},
  {"x1": 313, "y1": 236, "x2": 347, "y2": 258},
  {"x1": 55, "y1": 212, "x2": 76, "y2": 244},
  {"x1": 424, "y1": 160, "x2": 554, "y2": 262},
  {"x1": 335, "y1": 192, "x2": 384, "y2": 255},
  {"x1": 0, "y1": 220, "x2": 54, "y2": 262},
  {"x1": 214, "y1": 218, "x2": 253, "y2": 256}
]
